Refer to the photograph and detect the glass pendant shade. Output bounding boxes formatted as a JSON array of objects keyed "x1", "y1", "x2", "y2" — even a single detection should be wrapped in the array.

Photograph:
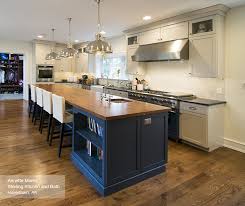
[
  {"x1": 85, "y1": 0, "x2": 112, "y2": 54},
  {"x1": 45, "y1": 28, "x2": 59, "y2": 60},
  {"x1": 85, "y1": 33, "x2": 112, "y2": 54},
  {"x1": 60, "y1": 18, "x2": 78, "y2": 58}
]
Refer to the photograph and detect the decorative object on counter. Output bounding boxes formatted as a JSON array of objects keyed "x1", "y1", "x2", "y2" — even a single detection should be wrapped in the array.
[
  {"x1": 137, "y1": 84, "x2": 143, "y2": 91},
  {"x1": 85, "y1": 0, "x2": 112, "y2": 54},
  {"x1": 59, "y1": 18, "x2": 78, "y2": 58},
  {"x1": 45, "y1": 28, "x2": 60, "y2": 60},
  {"x1": 132, "y1": 78, "x2": 137, "y2": 90}
]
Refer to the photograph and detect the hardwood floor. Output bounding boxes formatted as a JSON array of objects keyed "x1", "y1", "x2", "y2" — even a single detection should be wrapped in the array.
[{"x1": 0, "y1": 100, "x2": 244, "y2": 206}]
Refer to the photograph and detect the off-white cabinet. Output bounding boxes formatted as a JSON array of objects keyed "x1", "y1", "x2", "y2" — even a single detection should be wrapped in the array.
[
  {"x1": 189, "y1": 15, "x2": 224, "y2": 78},
  {"x1": 161, "y1": 22, "x2": 189, "y2": 42},
  {"x1": 75, "y1": 53, "x2": 88, "y2": 73},
  {"x1": 138, "y1": 22, "x2": 188, "y2": 45},
  {"x1": 55, "y1": 57, "x2": 75, "y2": 72},
  {"x1": 189, "y1": 35, "x2": 217, "y2": 78},
  {"x1": 138, "y1": 28, "x2": 161, "y2": 45},
  {"x1": 126, "y1": 45, "x2": 145, "y2": 75},
  {"x1": 35, "y1": 43, "x2": 53, "y2": 65},
  {"x1": 180, "y1": 102, "x2": 224, "y2": 151}
]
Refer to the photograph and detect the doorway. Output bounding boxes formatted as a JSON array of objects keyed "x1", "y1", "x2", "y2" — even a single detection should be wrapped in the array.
[{"x1": 0, "y1": 53, "x2": 24, "y2": 100}]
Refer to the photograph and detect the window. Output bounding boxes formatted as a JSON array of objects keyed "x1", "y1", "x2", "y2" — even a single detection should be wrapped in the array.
[{"x1": 95, "y1": 52, "x2": 128, "y2": 80}]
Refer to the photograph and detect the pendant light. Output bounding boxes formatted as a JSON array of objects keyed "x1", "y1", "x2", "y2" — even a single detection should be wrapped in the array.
[
  {"x1": 85, "y1": 0, "x2": 112, "y2": 54},
  {"x1": 59, "y1": 18, "x2": 78, "y2": 58},
  {"x1": 45, "y1": 28, "x2": 59, "y2": 60}
]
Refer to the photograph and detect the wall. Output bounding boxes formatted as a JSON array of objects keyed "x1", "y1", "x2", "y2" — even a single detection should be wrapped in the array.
[
  {"x1": 0, "y1": 40, "x2": 33, "y2": 100},
  {"x1": 144, "y1": 61, "x2": 225, "y2": 100},
  {"x1": 224, "y1": 6, "x2": 245, "y2": 152}
]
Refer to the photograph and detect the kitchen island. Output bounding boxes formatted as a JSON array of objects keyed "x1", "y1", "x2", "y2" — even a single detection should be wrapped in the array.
[{"x1": 36, "y1": 84, "x2": 170, "y2": 196}]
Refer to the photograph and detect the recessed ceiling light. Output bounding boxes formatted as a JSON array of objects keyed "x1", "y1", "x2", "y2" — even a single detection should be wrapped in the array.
[
  {"x1": 143, "y1": 16, "x2": 152, "y2": 21},
  {"x1": 74, "y1": 40, "x2": 80, "y2": 43},
  {"x1": 100, "y1": 31, "x2": 106, "y2": 35},
  {"x1": 37, "y1": 35, "x2": 44, "y2": 39}
]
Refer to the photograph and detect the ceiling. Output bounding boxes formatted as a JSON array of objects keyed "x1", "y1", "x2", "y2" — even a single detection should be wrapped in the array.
[{"x1": 0, "y1": 0, "x2": 245, "y2": 43}]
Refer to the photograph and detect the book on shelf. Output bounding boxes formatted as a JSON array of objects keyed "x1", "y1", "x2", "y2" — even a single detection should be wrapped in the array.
[
  {"x1": 97, "y1": 148, "x2": 103, "y2": 160},
  {"x1": 87, "y1": 117, "x2": 103, "y2": 137}
]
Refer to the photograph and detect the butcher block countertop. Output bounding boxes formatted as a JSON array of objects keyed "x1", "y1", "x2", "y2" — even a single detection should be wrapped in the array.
[{"x1": 35, "y1": 84, "x2": 170, "y2": 120}]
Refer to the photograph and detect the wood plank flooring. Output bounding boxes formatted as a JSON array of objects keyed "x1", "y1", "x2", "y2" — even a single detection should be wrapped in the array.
[{"x1": 0, "y1": 100, "x2": 244, "y2": 206}]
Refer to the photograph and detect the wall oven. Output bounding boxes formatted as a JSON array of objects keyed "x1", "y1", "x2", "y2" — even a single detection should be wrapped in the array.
[{"x1": 36, "y1": 65, "x2": 54, "y2": 82}]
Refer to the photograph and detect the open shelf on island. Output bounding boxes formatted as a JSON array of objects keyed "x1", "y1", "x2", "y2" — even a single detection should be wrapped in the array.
[
  {"x1": 76, "y1": 128, "x2": 103, "y2": 149},
  {"x1": 74, "y1": 149, "x2": 102, "y2": 179}
]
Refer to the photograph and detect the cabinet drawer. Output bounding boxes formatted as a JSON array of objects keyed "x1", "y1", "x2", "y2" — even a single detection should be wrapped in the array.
[{"x1": 180, "y1": 102, "x2": 207, "y2": 115}]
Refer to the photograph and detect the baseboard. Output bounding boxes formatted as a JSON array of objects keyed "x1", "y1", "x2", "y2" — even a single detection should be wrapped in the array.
[{"x1": 223, "y1": 138, "x2": 245, "y2": 153}]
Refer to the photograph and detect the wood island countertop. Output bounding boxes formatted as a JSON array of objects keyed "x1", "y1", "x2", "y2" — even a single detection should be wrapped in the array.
[{"x1": 35, "y1": 84, "x2": 170, "y2": 120}]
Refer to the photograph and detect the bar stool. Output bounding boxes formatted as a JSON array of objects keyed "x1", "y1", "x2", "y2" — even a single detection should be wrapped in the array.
[
  {"x1": 50, "y1": 94, "x2": 73, "y2": 158},
  {"x1": 28, "y1": 84, "x2": 32, "y2": 118},
  {"x1": 42, "y1": 90, "x2": 53, "y2": 140},
  {"x1": 35, "y1": 87, "x2": 44, "y2": 130},
  {"x1": 30, "y1": 85, "x2": 37, "y2": 123}
]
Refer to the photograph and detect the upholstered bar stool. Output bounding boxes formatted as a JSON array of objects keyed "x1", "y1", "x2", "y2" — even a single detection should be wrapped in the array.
[
  {"x1": 42, "y1": 90, "x2": 53, "y2": 140},
  {"x1": 34, "y1": 87, "x2": 43, "y2": 131},
  {"x1": 30, "y1": 85, "x2": 37, "y2": 122},
  {"x1": 28, "y1": 84, "x2": 32, "y2": 118},
  {"x1": 50, "y1": 94, "x2": 73, "y2": 158}
]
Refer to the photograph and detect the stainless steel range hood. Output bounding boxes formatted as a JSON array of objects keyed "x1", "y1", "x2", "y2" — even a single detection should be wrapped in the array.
[{"x1": 132, "y1": 39, "x2": 189, "y2": 62}]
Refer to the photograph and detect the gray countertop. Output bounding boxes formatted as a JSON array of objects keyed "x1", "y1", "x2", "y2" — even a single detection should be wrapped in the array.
[{"x1": 181, "y1": 98, "x2": 226, "y2": 106}]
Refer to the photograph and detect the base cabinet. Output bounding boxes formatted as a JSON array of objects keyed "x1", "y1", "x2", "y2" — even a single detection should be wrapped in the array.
[
  {"x1": 180, "y1": 111, "x2": 208, "y2": 148},
  {"x1": 72, "y1": 108, "x2": 168, "y2": 196},
  {"x1": 180, "y1": 102, "x2": 224, "y2": 151}
]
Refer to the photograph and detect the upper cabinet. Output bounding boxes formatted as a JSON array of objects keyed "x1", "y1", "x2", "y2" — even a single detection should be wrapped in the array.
[
  {"x1": 189, "y1": 35, "x2": 217, "y2": 78},
  {"x1": 75, "y1": 52, "x2": 89, "y2": 73},
  {"x1": 189, "y1": 16, "x2": 215, "y2": 37},
  {"x1": 189, "y1": 15, "x2": 225, "y2": 79},
  {"x1": 35, "y1": 43, "x2": 53, "y2": 65},
  {"x1": 138, "y1": 22, "x2": 188, "y2": 45},
  {"x1": 138, "y1": 28, "x2": 161, "y2": 45},
  {"x1": 161, "y1": 22, "x2": 189, "y2": 42}
]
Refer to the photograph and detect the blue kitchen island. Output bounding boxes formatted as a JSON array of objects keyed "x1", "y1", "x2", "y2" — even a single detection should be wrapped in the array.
[
  {"x1": 35, "y1": 84, "x2": 170, "y2": 196},
  {"x1": 71, "y1": 98, "x2": 170, "y2": 196}
]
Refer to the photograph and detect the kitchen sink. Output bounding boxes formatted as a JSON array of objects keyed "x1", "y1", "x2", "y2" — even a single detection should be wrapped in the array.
[{"x1": 109, "y1": 98, "x2": 132, "y2": 103}]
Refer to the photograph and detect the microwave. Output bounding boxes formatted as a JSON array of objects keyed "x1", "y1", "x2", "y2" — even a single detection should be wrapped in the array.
[{"x1": 36, "y1": 65, "x2": 54, "y2": 82}]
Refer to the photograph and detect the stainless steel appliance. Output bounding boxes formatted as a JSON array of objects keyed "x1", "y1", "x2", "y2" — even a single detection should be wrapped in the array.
[
  {"x1": 132, "y1": 39, "x2": 189, "y2": 62},
  {"x1": 36, "y1": 65, "x2": 54, "y2": 82},
  {"x1": 128, "y1": 90, "x2": 194, "y2": 141}
]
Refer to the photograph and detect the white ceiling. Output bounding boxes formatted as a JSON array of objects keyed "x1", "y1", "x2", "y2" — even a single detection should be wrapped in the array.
[{"x1": 0, "y1": 0, "x2": 245, "y2": 43}]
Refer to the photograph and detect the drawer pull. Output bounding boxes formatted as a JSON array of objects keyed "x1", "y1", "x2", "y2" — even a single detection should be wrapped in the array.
[
  {"x1": 144, "y1": 118, "x2": 152, "y2": 125},
  {"x1": 189, "y1": 106, "x2": 197, "y2": 110}
]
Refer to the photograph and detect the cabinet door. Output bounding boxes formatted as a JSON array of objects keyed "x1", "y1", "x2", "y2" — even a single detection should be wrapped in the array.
[
  {"x1": 35, "y1": 43, "x2": 53, "y2": 65},
  {"x1": 180, "y1": 112, "x2": 208, "y2": 148},
  {"x1": 138, "y1": 28, "x2": 161, "y2": 45},
  {"x1": 140, "y1": 114, "x2": 167, "y2": 171},
  {"x1": 161, "y1": 22, "x2": 188, "y2": 42},
  {"x1": 59, "y1": 57, "x2": 75, "y2": 72},
  {"x1": 75, "y1": 53, "x2": 88, "y2": 73},
  {"x1": 127, "y1": 46, "x2": 145, "y2": 75},
  {"x1": 189, "y1": 16, "x2": 215, "y2": 37},
  {"x1": 189, "y1": 35, "x2": 217, "y2": 78}
]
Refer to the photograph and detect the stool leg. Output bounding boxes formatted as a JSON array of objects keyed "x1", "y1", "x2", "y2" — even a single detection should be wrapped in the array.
[
  {"x1": 49, "y1": 118, "x2": 56, "y2": 146},
  {"x1": 32, "y1": 103, "x2": 37, "y2": 122},
  {"x1": 28, "y1": 101, "x2": 32, "y2": 118},
  {"x1": 34, "y1": 106, "x2": 38, "y2": 125},
  {"x1": 46, "y1": 114, "x2": 52, "y2": 142},
  {"x1": 39, "y1": 108, "x2": 44, "y2": 133},
  {"x1": 58, "y1": 123, "x2": 64, "y2": 158}
]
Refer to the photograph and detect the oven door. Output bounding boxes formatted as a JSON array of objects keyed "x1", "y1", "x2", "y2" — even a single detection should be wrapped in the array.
[
  {"x1": 168, "y1": 111, "x2": 179, "y2": 141},
  {"x1": 36, "y1": 66, "x2": 54, "y2": 82}
]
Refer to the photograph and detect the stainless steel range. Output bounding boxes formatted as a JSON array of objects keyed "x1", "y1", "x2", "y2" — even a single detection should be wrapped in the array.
[{"x1": 128, "y1": 90, "x2": 194, "y2": 141}]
